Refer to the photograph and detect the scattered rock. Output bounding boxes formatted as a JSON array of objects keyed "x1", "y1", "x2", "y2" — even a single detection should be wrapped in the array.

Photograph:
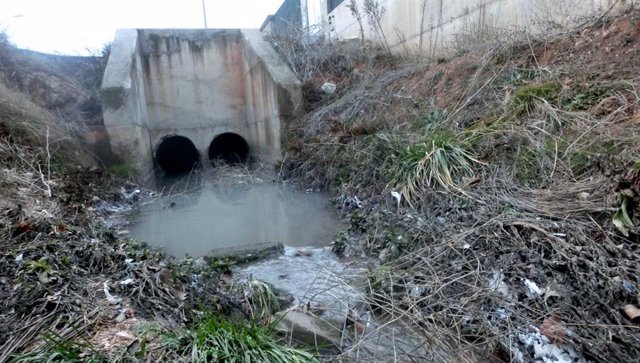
[
  {"x1": 274, "y1": 310, "x2": 343, "y2": 350},
  {"x1": 275, "y1": 290, "x2": 295, "y2": 310},
  {"x1": 294, "y1": 248, "x2": 313, "y2": 257},
  {"x1": 206, "y1": 242, "x2": 284, "y2": 263}
]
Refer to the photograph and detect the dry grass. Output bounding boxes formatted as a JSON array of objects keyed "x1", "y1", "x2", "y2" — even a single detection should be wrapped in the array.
[{"x1": 282, "y1": 7, "x2": 640, "y2": 362}]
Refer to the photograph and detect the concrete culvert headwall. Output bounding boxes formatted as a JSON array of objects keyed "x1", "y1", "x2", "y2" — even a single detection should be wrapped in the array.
[
  {"x1": 208, "y1": 133, "x2": 250, "y2": 164},
  {"x1": 156, "y1": 135, "x2": 200, "y2": 174},
  {"x1": 100, "y1": 29, "x2": 302, "y2": 172}
]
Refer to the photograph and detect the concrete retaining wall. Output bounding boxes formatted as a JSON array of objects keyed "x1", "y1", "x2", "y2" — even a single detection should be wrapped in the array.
[
  {"x1": 100, "y1": 29, "x2": 301, "y2": 171},
  {"x1": 321, "y1": 0, "x2": 629, "y2": 54}
]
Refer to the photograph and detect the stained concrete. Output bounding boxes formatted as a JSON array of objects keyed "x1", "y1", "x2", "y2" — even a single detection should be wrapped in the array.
[
  {"x1": 314, "y1": 0, "x2": 627, "y2": 55},
  {"x1": 100, "y1": 29, "x2": 301, "y2": 172}
]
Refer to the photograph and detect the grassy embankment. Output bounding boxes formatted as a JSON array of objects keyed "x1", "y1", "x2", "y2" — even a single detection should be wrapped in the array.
[{"x1": 279, "y1": 8, "x2": 640, "y2": 362}]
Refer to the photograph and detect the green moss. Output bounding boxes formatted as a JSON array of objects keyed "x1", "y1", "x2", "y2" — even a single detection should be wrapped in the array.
[
  {"x1": 108, "y1": 163, "x2": 137, "y2": 178},
  {"x1": 564, "y1": 85, "x2": 608, "y2": 111},
  {"x1": 511, "y1": 82, "x2": 561, "y2": 111}
]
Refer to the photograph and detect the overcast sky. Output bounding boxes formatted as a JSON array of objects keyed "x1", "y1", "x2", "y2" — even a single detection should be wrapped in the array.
[{"x1": 1, "y1": 0, "x2": 284, "y2": 55}]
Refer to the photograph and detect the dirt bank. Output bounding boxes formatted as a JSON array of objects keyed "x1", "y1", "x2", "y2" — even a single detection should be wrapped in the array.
[{"x1": 281, "y1": 8, "x2": 640, "y2": 363}]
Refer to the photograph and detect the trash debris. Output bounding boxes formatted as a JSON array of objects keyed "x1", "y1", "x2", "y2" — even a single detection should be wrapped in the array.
[
  {"x1": 519, "y1": 326, "x2": 584, "y2": 363},
  {"x1": 294, "y1": 248, "x2": 313, "y2": 257},
  {"x1": 390, "y1": 190, "x2": 402, "y2": 208},
  {"x1": 525, "y1": 279, "x2": 542, "y2": 296},
  {"x1": 103, "y1": 282, "x2": 122, "y2": 305},
  {"x1": 119, "y1": 278, "x2": 135, "y2": 286},
  {"x1": 320, "y1": 82, "x2": 336, "y2": 94},
  {"x1": 623, "y1": 304, "x2": 640, "y2": 323}
]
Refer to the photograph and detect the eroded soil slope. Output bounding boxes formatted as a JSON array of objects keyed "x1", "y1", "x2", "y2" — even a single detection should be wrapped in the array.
[{"x1": 283, "y1": 9, "x2": 640, "y2": 362}]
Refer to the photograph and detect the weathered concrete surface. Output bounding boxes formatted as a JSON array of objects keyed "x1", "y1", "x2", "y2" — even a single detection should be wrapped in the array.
[
  {"x1": 205, "y1": 242, "x2": 284, "y2": 262},
  {"x1": 275, "y1": 310, "x2": 344, "y2": 350},
  {"x1": 318, "y1": 0, "x2": 627, "y2": 55},
  {"x1": 101, "y1": 29, "x2": 151, "y2": 168},
  {"x1": 100, "y1": 29, "x2": 301, "y2": 171}
]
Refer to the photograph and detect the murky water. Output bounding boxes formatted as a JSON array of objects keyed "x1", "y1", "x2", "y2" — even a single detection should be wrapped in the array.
[
  {"x1": 126, "y1": 171, "x2": 430, "y2": 361},
  {"x1": 128, "y1": 183, "x2": 343, "y2": 257},
  {"x1": 236, "y1": 246, "x2": 366, "y2": 306}
]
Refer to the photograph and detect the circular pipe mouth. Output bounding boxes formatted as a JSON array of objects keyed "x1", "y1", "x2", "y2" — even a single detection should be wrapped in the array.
[
  {"x1": 155, "y1": 135, "x2": 200, "y2": 174},
  {"x1": 208, "y1": 133, "x2": 250, "y2": 164}
]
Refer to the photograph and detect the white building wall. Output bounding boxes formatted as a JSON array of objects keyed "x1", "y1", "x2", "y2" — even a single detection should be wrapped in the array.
[{"x1": 315, "y1": 0, "x2": 630, "y2": 55}]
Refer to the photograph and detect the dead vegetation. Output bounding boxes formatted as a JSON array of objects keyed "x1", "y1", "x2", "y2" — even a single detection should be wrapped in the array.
[
  {"x1": 0, "y1": 110, "x2": 291, "y2": 361},
  {"x1": 0, "y1": 36, "x2": 264, "y2": 361},
  {"x1": 282, "y1": 8, "x2": 640, "y2": 363}
]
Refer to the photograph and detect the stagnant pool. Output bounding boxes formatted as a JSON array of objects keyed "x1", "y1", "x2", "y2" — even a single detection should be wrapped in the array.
[{"x1": 127, "y1": 182, "x2": 343, "y2": 257}]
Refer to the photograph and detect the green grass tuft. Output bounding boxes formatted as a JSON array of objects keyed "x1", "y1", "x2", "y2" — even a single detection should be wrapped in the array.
[
  {"x1": 229, "y1": 277, "x2": 280, "y2": 320},
  {"x1": 511, "y1": 82, "x2": 561, "y2": 111},
  {"x1": 389, "y1": 131, "x2": 481, "y2": 202},
  {"x1": 190, "y1": 315, "x2": 318, "y2": 363}
]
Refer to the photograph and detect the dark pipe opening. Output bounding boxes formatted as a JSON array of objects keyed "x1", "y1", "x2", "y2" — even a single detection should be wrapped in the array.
[
  {"x1": 156, "y1": 135, "x2": 200, "y2": 174},
  {"x1": 208, "y1": 133, "x2": 250, "y2": 164}
]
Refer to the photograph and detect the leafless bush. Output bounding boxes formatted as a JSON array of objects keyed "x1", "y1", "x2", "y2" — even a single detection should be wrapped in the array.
[
  {"x1": 268, "y1": 24, "x2": 360, "y2": 83},
  {"x1": 363, "y1": 0, "x2": 391, "y2": 56},
  {"x1": 346, "y1": 0, "x2": 366, "y2": 48}
]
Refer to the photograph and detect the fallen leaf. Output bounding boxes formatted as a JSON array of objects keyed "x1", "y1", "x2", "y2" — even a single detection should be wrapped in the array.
[
  {"x1": 126, "y1": 338, "x2": 142, "y2": 356},
  {"x1": 13, "y1": 223, "x2": 32, "y2": 236},
  {"x1": 38, "y1": 272, "x2": 51, "y2": 285},
  {"x1": 543, "y1": 286, "x2": 562, "y2": 302},
  {"x1": 541, "y1": 315, "x2": 565, "y2": 344},
  {"x1": 115, "y1": 313, "x2": 126, "y2": 323},
  {"x1": 623, "y1": 305, "x2": 640, "y2": 323}
]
